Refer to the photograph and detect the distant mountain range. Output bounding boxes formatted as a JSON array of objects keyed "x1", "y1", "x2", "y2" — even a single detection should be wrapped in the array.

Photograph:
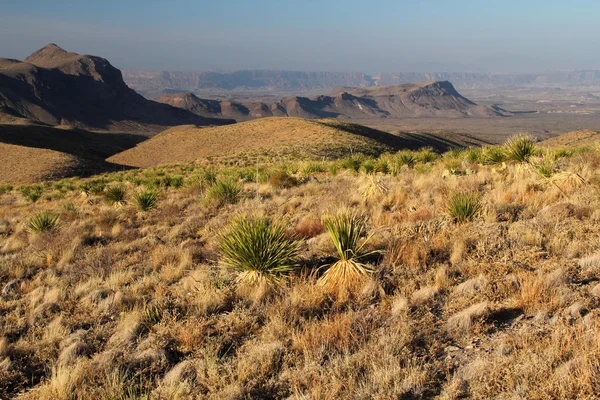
[
  {"x1": 0, "y1": 44, "x2": 232, "y2": 133},
  {"x1": 123, "y1": 69, "x2": 600, "y2": 98},
  {"x1": 154, "y1": 81, "x2": 510, "y2": 122}
]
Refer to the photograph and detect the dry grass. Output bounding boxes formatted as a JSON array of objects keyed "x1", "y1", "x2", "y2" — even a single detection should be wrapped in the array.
[{"x1": 2, "y1": 144, "x2": 600, "y2": 398}]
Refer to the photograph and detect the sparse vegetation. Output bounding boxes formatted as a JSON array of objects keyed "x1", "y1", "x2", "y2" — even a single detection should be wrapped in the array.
[
  {"x1": 318, "y1": 211, "x2": 375, "y2": 293},
  {"x1": 505, "y1": 134, "x2": 538, "y2": 162},
  {"x1": 446, "y1": 191, "x2": 482, "y2": 223},
  {"x1": 2, "y1": 141, "x2": 600, "y2": 399},
  {"x1": 26, "y1": 211, "x2": 60, "y2": 232},
  {"x1": 220, "y1": 216, "x2": 300, "y2": 285},
  {"x1": 133, "y1": 190, "x2": 159, "y2": 211}
]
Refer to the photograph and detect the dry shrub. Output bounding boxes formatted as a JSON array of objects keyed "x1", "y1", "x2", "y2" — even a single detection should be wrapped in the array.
[
  {"x1": 515, "y1": 269, "x2": 571, "y2": 313},
  {"x1": 293, "y1": 216, "x2": 324, "y2": 239},
  {"x1": 446, "y1": 301, "x2": 489, "y2": 335}
]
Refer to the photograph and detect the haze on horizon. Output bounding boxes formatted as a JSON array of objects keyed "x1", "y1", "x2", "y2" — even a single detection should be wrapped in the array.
[{"x1": 1, "y1": 0, "x2": 599, "y2": 74}]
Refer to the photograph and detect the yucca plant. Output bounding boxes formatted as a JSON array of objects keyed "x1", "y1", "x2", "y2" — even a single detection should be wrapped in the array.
[
  {"x1": 340, "y1": 156, "x2": 363, "y2": 173},
  {"x1": 446, "y1": 192, "x2": 482, "y2": 223},
  {"x1": 504, "y1": 135, "x2": 538, "y2": 162},
  {"x1": 220, "y1": 216, "x2": 301, "y2": 285},
  {"x1": 396, "y1": 151, "x2": 416, "y2": 168},
  {"x1": 26, "y1": 211, "x2": 60, "y2": 233},
  {"x1": 207, "y1": 179, "x2": 242, "y2": 206},
  {"x1": 318, "y1": 211, "x2": 375, "y2": 291},
  {"x1": 133, "y1": 190, "x2": 159, "y2": 211},
  {"x1": 465, "y1": 147, "x2": 483, "y2": 164},
  {"x1": 481, "y1": 146, "x2": 506, "y2": 164},
  {"x1": 105, "y1": 186, "x2": 127, "y2": 206},
  {"x1": 416, "y1": 148, "x2": 439, "y2": 163}
]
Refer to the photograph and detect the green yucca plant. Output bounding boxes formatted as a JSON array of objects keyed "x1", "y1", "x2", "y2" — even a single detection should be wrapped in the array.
[
  {"x1": 26, "y1": 211, "x2": 60, "y2": 233},
  {"x1": 220, "y1": 216, "x2": 300, "y2": 285},
  {"x1": 20, "y1": 185, "x2": 42, "y2": 203},
  {"x1": 318, "y1": 211, "x2": 375, "y2": 291},
  {"x1": 531, "y1": 157, "x2": 555, "y2": 179},
  {"x1": 207, "y1": 179, "x2": 242, "y2": 206},
  {"x1": 446, "y1": 192, "x2": 482, "y2": 223},
  {"x1": 504, "y1": 135, "x2": 538, "y2": 162},
  {"x1": 396, "y1": 151, "x2": 416, "y2": 168},
  {"x1": 133, "y1": 190, "x2": 158, "y2": 211},
  {"x1": 481, "y1": 146, "x2": 506, "y2": 164},
  {"x1": 362, "y1": 159, "x2": 376, "y2": 175},
  {"x1": 416, "y1": 148, "x2": 438, "y2": 163},
  {"x1": 104, "y1": 186, "x2": 127, "y2": 206},
  {"x1": 465, "y1": 147, "x2": 483, "y2": 164},
  {"x1": 340, "y1": 156, "x2": 363, "y2": 173}
]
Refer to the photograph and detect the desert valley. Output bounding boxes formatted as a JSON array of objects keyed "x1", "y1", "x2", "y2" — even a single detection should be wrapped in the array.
[{"x1": 2, "y1": 8, "x2": 600, "y2": 397}]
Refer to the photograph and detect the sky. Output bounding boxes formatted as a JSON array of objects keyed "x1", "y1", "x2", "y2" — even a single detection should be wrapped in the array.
[{"x1": 1, "y1": 0, "x2": 599, "y2": 74}]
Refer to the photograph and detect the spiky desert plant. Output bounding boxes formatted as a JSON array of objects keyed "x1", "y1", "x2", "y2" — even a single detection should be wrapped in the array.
[
  {"x1": 504, "y1": 135, "x2": 538, "y2": 162},
  {"x1": 26, "y1": 211, "x2": 60, "y2": 233},
  {"x1": 220, "y1": 216, "x2": 300, "y2": 285},
  {"x1": 396, "y1": 151, "x2": 416, "y2": 168},
  {"x1": 481, "y1": 146, "x2": 506, "y2": 164},
  {"x1": 446, "y1": 192, "x2": 482, "y2": 223},
  {"x1": 207, "y1": 179, "x2": 242, "y2": 206},
  {"x1": 133, "y1": 190, "x2": 158, "y2": 211},
  {"x1": 465, "y1": 147, "x2": 483, "y2": 164},
  {"x1": 104, "y1": 185, "x2": 127, "y2": 206},
  {"x1": 416, "y1": 147, "x2": 439, "y2": 163},
  {"x1": 20, "y1": 185, "x2": 42, "y2": 203},
  {"x1": 318, "y1": 211, "x2": 375, "y2": 290}
]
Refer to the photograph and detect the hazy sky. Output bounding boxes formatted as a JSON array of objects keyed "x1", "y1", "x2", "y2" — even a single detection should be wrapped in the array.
[{"x1": 1, "y1": 0, "x2": 599, "y2": 73}]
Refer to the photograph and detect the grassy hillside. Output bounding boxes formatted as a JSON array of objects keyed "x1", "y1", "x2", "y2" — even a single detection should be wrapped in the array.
[
  {"x1": 107, "y1": 117, "x2": 411, "y2": 168},
  {"x1": 541, "y1": 129, "x2": 600, "y2": 148},
  {"x1": 1, "y1": 138, "x2": 600, "y2": 398}
]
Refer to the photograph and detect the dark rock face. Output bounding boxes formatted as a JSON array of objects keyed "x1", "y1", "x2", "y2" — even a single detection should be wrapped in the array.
[
  {"x1": 0, "y1": 44, "x2": 233, "y2": 132},
  {"x1": 155, "y1": 80, "x2": 510, "y2": 122}
]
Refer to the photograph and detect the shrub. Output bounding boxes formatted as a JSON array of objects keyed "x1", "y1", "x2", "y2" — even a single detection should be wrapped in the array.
[
  {"x1": 20, "y1": 185, "x2": 42, "y2": 203},
  {"x1": 27, "y1": 211, "x2": 60, "y2": 233},
  {"x1": 207, "y1": 179, "x2": 242, "y2": 207},
  {"x1": 396, "y1": 151, "x2": 416, "y2": 168},
  {"x1": 481, "y1": 146, "x2": 506, "y2": 164},
  {"x1": 446, "y1": 192, "x2": 482, "y2": 223},
  {"x1": 220, "y1": 216, "x2": 300, "y2": 285},
  {"x1": 302, "y1": 162, "x2": 326, "y2": 174},
  {"x1": 268, "y1": 170, "x2": 298, "y2": 189},
  {"x1": 340, "y1": 156, "x2": 363, "y2": 173},
  {"x1": 505, "y1": 135, "x2": 538, "y2": 162},
  {"x1": 104, "y1": 186, "x2": 127, "y2": 206},
  {"x1": 465, "y1": 147, "x2": 483, "y2": 164},
  {"x1": 416, "y1": 148, "x2": 439, "y2": 163},
  {"x1": 318, "y1": 211, "x2": 374, "y2": 291},
  {"x1": 376, "y1": 158, "x2": 390, "y2": 174},
  {"x1": 133, "y1": 191, "x2": 159, "y2": 211},
  {"x1": 362, "y1": 160, "x2": 376, "y2": 174},
  {"x1": 531, "y1": 157, "x2": 555, "y2": 179}
]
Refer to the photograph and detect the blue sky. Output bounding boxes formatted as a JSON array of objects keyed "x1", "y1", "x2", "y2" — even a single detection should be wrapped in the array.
[{"x1": 1, "y1": 0, "x2": 599, "y2": 73}]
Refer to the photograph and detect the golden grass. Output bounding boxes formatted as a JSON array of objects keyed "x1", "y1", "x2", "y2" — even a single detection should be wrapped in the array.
[{"x1": 2, "y1": 145, "x2": 600, "y2": 398}]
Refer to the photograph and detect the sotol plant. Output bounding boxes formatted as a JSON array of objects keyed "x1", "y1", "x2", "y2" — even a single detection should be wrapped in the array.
[
  {"x1": 133, "y1": 190, "x2": 159, "y2": 211},
  {"x1": 27, "y1": 211, "x2": 60, "y2": 233},
  {"x1": 220, "y1": 216, "x2": 301, "y2": 285},
  {"x1": 208, "y1": 179, "x2": 242, "y2": 206},
  {"x1": 446, "y1": 192, "x2": 482, "y2": 223},
  {"x1": 318, "y1": 211, "x2": 376, "y2": 291},
  {"x1": 505, "y1": 135, "x2": 538, "y2": 162},
  {"x1": 105, "y1": 186, "x2": 127, "y2": 206}
]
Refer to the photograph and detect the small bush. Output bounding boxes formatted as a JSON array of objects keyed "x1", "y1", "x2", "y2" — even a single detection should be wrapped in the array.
[
  {"x1": 446, "y1": 192, "x2": 482, "y2": 223},
  {"x1": 105, "y1": 186, "x2": 127, "y2": 206},
  {"x1": 27, "y1": 211, "x2": 60, "y2": 233},
  {"x1": 20, "y1": 185, "x2": 43, "y2": 203},
  {"x1": 465, "y1": 147, "x2": 483, "y2": 164},
  {"x1": 396, "y1": 151, "x2": 416, "y2": 168},
  {"x1": 362, "y1": 160, "x2": 376, "y2": 175},
  {"x1": 268, "y1": 170, "x2": 298, "y2": 189},
  {"x1": 133, "y1": 191, "x2": 159, "y2": 211},
  {"x1": 505, "y1": 135, "x2": 538, "y2": 162},
  {"x1": 319, "y1": 211, "x2": 374, "y2": 291},
  {"x1": 481, "y1": 146, "x2": 506, "y2": 164},
  {"x1": 376, "y1": 158, "x2": 390, "y2": 174},
  {"x1": 302, "y1": 162, "x2": 326, "y2": 174},
  {"x1": 220, "y1": 216, "x2": 301, "y2": 285},
  {"x1": 207, "y1": 179, "x2": 242, "y2": 207},
  {"x1": 341, "y1": 156, "x2": 364, "y2": 173},
  {"x1": 416, "y1": 148, "x2": 439, "y2": 163}
]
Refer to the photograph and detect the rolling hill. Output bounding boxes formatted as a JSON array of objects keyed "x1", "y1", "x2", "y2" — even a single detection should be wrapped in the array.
[
  {"x1": 155, "y1": 81, "x2": 510, "y2": 123},
  {"x1": 108, "y1": 117, "x2": 420, "y2": 168},
  {"x1": 0, "y1": 44, "x2": 232, "y2": 132},
  {"x1": 540, "y1": 129, "x2": 600, "y2": 147}
]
